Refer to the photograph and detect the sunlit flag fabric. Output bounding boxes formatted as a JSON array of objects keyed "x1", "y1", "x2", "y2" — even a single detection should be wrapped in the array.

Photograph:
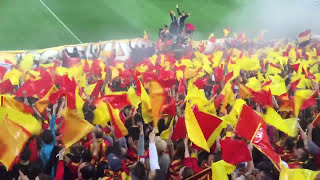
[
  {"x1": 239, "y1": 84, "x2": 252, "y2": 99},
  {"x1": 185, "y1": 102, "x2": 210, "y2": 152},
  {"x1": 236, "y1": 105, "x2": 281, "y2": 170},
  {"x1": 279, "y1": 164, "x2": 319, "y2": 180},
  {"x1": 1, "y1": 95, "x2": 33, "y2": 115},
  {"x1": 0, "y1": 116, "x2": 31, "y2": 170},
  {"x1": 220, "y1": 139, "x2": 252, "y2": 165},
  {"x1": 36, "y1": 85, "x2": 58, "y2": 113},
  {"x1": 107, "y1": 102, "x2": 128, "y2": 139},
  {"x1": 62, "y1": 109, "x2": 94, "y2": 148},
  {"x1": 149, "y1": 81, "x2": 166, "y2": 127},
  {"x1": 211, "y1": 160, "x2": 236, "y2": 180},
  {"x1": 93, "y1": 101, "x2": 111, "y2": 126},
  {"x1": 0, "y1": 107, "x2": 41, "y2": 135},
  {"x1": 264, "y1": 107, "x2": 298, "y2": 137},
  {"x1": 185, "y1": 102, "x2": 225, "y2": 152}
]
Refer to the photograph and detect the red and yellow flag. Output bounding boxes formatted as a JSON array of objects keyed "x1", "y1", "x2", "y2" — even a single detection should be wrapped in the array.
[
  {"x1": 223, "y1": 28, "x2": 230, "y2": 37},
  {"x1": 62, "y1": 109, "x2": 94, "y2": 148},
  {"x1": 0, "y1": 116, "x2": 31, "y2": 170},
  {"x1": 236, "y1": 105, "x2": 281, "y2": 170},
  {"x1": 36, "y1": 85, "x2": 58, "y2": 113},
  {"x1": 107, "y1": 102, "x2": 128, "y2": 139},
  {"x1": 150, "y1": 81, "x2": 166, "y2": 127},
  {"x1": 1, "y1": 95, "x2": 33, "y2": 115}
]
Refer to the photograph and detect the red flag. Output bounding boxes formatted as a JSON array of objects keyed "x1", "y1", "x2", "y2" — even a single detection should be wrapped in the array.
[
  {"x1": 91, "y1": 80, "x2": 103, "y2": 99},
  {"x1": 211, "y1": 84, "x2": 220, "y2": 97},
  {"x1": 178, "y1": 79, "x2": 186, "y2": 94},
  {"x1": 236, "y1": 105, "x2": 264, "y2": 141},
  {"x1": 162, "y1": 98, "x2": 176, "y2": 116},
  {"x1": 107, "y1": 102, "x2": 128, "y2": 139},
  {"x1": 0, "y1": 79, "x2": 14, "y2": 94},
  {"x1": 252, "y1": 90, "x2": 273, "y2": 107},
  {"x1": 133, "y1": 75, "x2": 142, "y2": 96},
  {"x1": 290, "y1": 79, "x2": 300, "y2": 91},
  {"x1": 214, "y1": 94, "x2": 224, "y2": 108},
  {"x1": 194, "y1": 77, "x2": 207, "y2": 89},
  {"x1": 96, "y1": 94, "x2": 131, "y2": 110},
  {"x1": 220, "y1": 139, "x2": 252, "y2": 165},
  {"x1": 13, "y1": 80, "x2": 35, "y2": 97},
  {"x1": 300, "y1": 96, "x2": 317, "y2": 110},
  {"x1": 90, "y1": 59, "x2": 102, "y2": 77},
  {"x1": 0, "y1": 66, "x2": 7, "y2": 80},
  {"x1": 172, "y1": 117, "x2": 187, "y2": 141},
  {"x1": 291, "y1": 64, "x2": 300, "y2": 73},
  {"x1": 224, "y1": 72, "x2": 233, "y2": 82},
  {"x1": 236, "y1": 105, "x2": 281, "y2": 170},
  {"x1": 214, "y1": 65, "x2": 224, "y2": 83}
]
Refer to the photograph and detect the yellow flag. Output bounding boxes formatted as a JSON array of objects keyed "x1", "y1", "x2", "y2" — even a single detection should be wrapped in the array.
[
  {"x1": 185, "y1": 102, "x2": 210, "y2": 152},
  {"x1": 84, "y1": 83, "x2": 96, "y2": 96},
  {"x1": 160, "y1": 118, "x2": 173, "y2": 140},
  {"x1": 239, "y1": 56, "x2": 261, "y2": 71},
  {"x1": 265, "y1": 107, "x2": 297, "y2": 137},
  {"x1": 110, "y1": 66, "x2": 119, "y2": 79},
  {"x1": 20, "y1": 54, "x2": 34, "y2": 72},
  {"x1": 0, "y1": 107, "x2": 41, "y2": 135},
  {"x1": 266, "y1": 65, "x2": 281, "y2": 75},
  {"x1": 212, "y1": 160, "x2": 236, "y2": 180},
  {"x1": 136, "y1": 64, "x2": 148, "y2": 73},
  {"x1": 232, "y1": 99, "x2": 246, "y2": 116},
  {"x1": 127, "y1": 87, "x2": 141, "y2": 108},
  {"x1": 184, "y1": 68, "x2": 198, "y2": 79},
  {"x1": 268, "y1": 75, "x2": 287, "y2": 96},
  {"x1": 4, "y1": 69, "x2": 22, "y2": 85},
  {"x1": 0, "y1": 117, "x2": 31, "y2": 170},
  {"x1": 93, "y1": 101, "x2": 111, "y2": 126},
  {"x1": 141, "y1": 82, "x2": 153, "y2": 123},
  {"x1": 246, "y1": 77, "x2": 261, "y2": 92},
  {"x1": 62, "y1": 109, "x2": 94, "y2": 148},
  {"x1": 185, "y1": 83, "x2": 208, "y2": 112},
  {"x1": 279, "y1": 165, "x2": 320, "y2": 180},
  {"x1": 150, "y1": 81, "x2": 166, "y2": 127}
]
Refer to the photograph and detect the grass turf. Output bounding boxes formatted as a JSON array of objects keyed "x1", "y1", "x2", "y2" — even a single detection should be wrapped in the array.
[
  {"x1": 0, "y1": 0, "x2": 252, "y2": 50},
  {"x1": 2, "y1": 0, "x2": 317, "y2": 50}
]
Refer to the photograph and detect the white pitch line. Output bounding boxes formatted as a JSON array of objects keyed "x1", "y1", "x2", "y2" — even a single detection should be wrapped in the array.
[{"x1": 39, "y1": 0, "x2": 83, "y2": 44}]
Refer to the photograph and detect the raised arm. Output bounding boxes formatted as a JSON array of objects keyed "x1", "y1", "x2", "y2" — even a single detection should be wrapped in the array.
[
  {"x1": 176, "y1": 4, "x2": 182, "y2": 16},
  {"x1": 149, "y1": 130, "x2": 160, "y2": 171},
  {"x1": 138, "y1": 124, "x2": 145, "y2": 157}
]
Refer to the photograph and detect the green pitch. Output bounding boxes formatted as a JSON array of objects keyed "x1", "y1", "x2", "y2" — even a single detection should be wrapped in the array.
[{"x1": 0, "y1": 0, "x2": 317, "y2": 50}]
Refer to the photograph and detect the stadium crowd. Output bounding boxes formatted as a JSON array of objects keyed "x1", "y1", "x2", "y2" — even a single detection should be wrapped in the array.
[{"x1": 2, "y1": 5, "x2": 320, "y2": 180}]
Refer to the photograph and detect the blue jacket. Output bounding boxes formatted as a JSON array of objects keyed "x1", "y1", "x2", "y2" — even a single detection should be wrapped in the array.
[{"x1": 40, "y1": 114, "x2": 56, "y2": 169}]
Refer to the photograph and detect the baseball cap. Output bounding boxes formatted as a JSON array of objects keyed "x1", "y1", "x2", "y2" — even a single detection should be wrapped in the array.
[{"x1": 107, "y1": 153, "x2": 122, "y2": 172}]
